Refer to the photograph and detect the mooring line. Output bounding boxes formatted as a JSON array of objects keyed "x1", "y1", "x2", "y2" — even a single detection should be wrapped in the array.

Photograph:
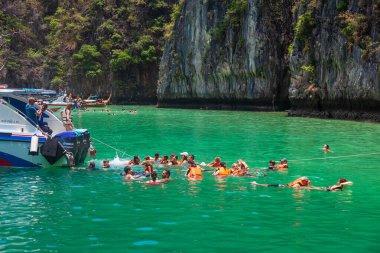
[
  {"x1": 287, "y1": 152, "x2": 380, "y2": 163},
  {"x1": 91, "y1": 137, "x2": 132, "y2": 158}
]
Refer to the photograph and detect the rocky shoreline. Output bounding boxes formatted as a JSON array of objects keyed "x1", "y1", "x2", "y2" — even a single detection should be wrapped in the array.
[{"x1": 287, "y1": 109, "x2": 380, "y2": 122}]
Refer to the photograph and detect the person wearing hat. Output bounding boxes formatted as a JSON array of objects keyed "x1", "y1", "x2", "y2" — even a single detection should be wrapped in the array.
[
  {"x1": 252, "y1": 176, "x2": 311, "y2": 189},
  {"x1": 276, "y1": 158, "x2": 288, "y2": 169},
  {"x1": 179, "y1": 152, "x2": 189, "y2": 165}
]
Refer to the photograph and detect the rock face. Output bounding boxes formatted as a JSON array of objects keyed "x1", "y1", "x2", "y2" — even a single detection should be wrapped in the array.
[
  {"x1": 289, "y1": 0, "x2": 380, "y2": 113},
  {"x1": 158, "y1": 0, "x2": 380, "y2": 119},
  {"x1": 158, "y1": 0, "x2": 293, "y2": 110}
]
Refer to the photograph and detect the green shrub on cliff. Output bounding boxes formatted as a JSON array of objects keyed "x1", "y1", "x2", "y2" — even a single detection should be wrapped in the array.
[
  {"x1": 73, "y1": 44, "x2": 103, "y2": 78},
  {"x1": 294, "y1": 11, "x2": 316, "y2": 43}
]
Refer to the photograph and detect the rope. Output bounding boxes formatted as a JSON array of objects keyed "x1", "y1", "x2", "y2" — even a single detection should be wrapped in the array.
[
  {"x1": 91, "y1": 137, "x2": 132, "y2": 158},
  {"x1": 288, "y1": 152, "x2": 380, "y2": 163}
]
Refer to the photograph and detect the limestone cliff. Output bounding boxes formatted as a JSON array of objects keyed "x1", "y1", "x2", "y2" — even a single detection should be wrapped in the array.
[
  {"x1": 158, "y1": 0, "x2": 380, "y2": 119},
  {"x1": 288, "y1": 0, "x2": 380, "y2": 116},
  {"x1": 158, "y1": 0, "x2": 293, "y2": 109}
]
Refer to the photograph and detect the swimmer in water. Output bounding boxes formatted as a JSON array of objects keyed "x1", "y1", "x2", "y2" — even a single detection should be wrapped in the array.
[
  {"x1": 143, "y1": 161, "x2": 153, "y2": 175},
  {"x1": 159, "y1": 169, "x2": 171, "y2": 182},
  {"x1": 311, "y1": 178, "x2": 353, "y2": 191},
  {"x1": 268, "y1": 160, "x2": 276, "y2": 170},
  {"x1": 87, "y1": 161, "x2": 99, "y2": 170},
  {"x1": 213, "y1": 162, "x2": 230, "y2": 177},
  {"x1": 252, "y1": 176, "x2": 311, "y2": 189},
  {"x1": 275, "y1": 158, "x2": 288, "y2": 169},
  {"x1": 146, "y1": 171, "x2": 160, "y2": 185},
  {"x1": 207, "y1": 157, "x2": 221, "y2": 167},
  {"x1": 123, "y1": 166, "x2": 135, "y2": 180},
  {"x1": 102, "y1": 159, "x2": 110, "y2": 169},
  {"x1": 186, "y1": 160, "x2": 202, "y2": 180},
  {"x1": 128, "y1": 155, "x2": 141, "y2": 165},
  {"x1": 322, "y1": 144, "x2": 333, "y2": 153}
]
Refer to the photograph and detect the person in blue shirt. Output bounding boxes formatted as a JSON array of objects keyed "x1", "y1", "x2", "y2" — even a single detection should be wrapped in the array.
[{"x1": 25, "y1": 97, "x2": 40, "y2": 125}]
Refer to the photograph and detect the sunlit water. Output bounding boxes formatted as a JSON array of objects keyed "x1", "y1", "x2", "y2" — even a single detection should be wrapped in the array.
[{"x1": 1, "y1": 106, "x2": 380, "y2": 252}]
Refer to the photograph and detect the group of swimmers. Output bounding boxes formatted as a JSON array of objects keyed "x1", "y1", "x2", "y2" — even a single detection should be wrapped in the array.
[{"x1": 88, "y1": 145, "x2": 351, "y2": 190}]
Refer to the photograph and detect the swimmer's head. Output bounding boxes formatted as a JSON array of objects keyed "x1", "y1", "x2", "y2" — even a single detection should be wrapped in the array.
[
  {"x1": 124, "y1": 166, "x2": 132, "y2": 174},
  {"x1": 269, "y1": 160, "x2": 276, "y2": 165},
  {"x1": 232, "y1": 163, "x2": 238, "y2": 168},
  {"x1": 162, "y1": 169, "x2": 170, "y2": 179},
  {"x1": 88, "y1": 161, "x2": 95, "y2": 168},
  {"x1": 280, "y1": 158, "x2": 287, "y2": 163},
  {"x1": 154, "y1": 153, "x2": 160, "y2": 158},
  {"x1": 215, "y1": 157, "x2": 221, "y2": 162},
  {"x1": 220, "y1": 162, "x2": 226, "y2": 168},
  {"x1": 151, "y1": 171, "x2": 157, "y2": 181}
]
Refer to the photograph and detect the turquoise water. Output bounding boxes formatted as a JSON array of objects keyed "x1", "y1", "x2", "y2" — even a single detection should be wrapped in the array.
[{"x1": 1, "y1": 106, "x2": 380, "y2": 252}]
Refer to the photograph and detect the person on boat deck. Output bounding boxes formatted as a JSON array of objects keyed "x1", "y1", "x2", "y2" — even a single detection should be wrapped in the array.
[
  {"x1": 179, "y1": 152, "x2": 189, "y2": 165},
  {"x1": 213, "y1": 162, "x2": 230, "y2": 177},
  {"x1": 311, "y1": 178, "x2": 353, "y2": 191},
  {"x1": 25, "y1": 97, "x2": 41, "y2": 125},
  {"x1": 275, "y1": 158, "x2": 288, "y2": 169},
  {"x1": 61, "y1": 103, "x2": 74, "y2": 131},
  {"x1": 237, "y1": 159, "x2": 250, "y2": 174},
  {"x1": 102, "y1": 159, "x2": 110, "y2": 169},
  {"x1": 186, "y1": 160, "x2": 202, "y2": 180},
  {"x1": 38, "y1": 103, "x2": 53, "y2": 135},
  {"x1": 170, "y1": 155, "x2": 180, "y2": 166},
  {"x1": 268, "y1": 160, "x2": 276, "y2": 170},
  {"x1": 252, "y1": 176, "x2": 311, "y2": 189},
  {"x1": 160, "y1": 154, "x2": 170, "y2": 165},
  {"x1": 207, "y1": 157, "x2": 221, "y2": 167},
  {"x1": 159, "y1": 169, "x2": 171, "y2": 182},
  {"x1": 146, "y1": 171, "x2": 160, "y2": 185},
  {"x1": 322, "y1": 144, "x2": 333, "y2": 153},
  {"x1": 143, "y1": 161, "x2": 153, "y2": 175},
  {"x1": 128, "y1": 155, "x2": 141, "y2": 165},
  {"x1": 123, "y1": 166, "x2": 135, "y2": 180}
]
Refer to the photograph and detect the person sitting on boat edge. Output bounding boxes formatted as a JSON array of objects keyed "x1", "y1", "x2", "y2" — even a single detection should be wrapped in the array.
[
  {"x1": 25, "y1": 97, "x2": 41, "y2": 125},
  {"x1": 213, "y1": 162, "x2": 230, "y2": 177},
  {"x1": 311, "y1": 178, "x2": 353, "y2": 191},
  {"x1": 38, "y1": 103, "x2": 53, "y2": 135},
  {"x1": 252, "y1": 176, "x2": 311, "y2": 189}
]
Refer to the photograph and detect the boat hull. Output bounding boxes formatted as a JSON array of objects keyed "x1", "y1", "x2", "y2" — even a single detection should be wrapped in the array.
[{"x1": 0, "y1": 138, "x2": 68, "y2": 168}]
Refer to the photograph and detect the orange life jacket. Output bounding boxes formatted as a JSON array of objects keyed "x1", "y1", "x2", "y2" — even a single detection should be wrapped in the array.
[
  {"x1": 189, "y1": 166, "x2": 202, "y2": 178},
  {"x1": 218, "y1": 167, "x2": 229, "y2": 176},
  {"x1": 287, "y1": 178, "x2": 310, "y2": 187}
]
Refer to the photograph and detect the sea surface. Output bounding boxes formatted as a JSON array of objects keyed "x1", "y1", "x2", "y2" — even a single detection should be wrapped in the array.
[{"x1": 1, "y1": 106, "x2": 380, "y2": 252}]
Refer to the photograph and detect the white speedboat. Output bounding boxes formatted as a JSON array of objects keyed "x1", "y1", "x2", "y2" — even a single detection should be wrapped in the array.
[{"x1": 0, "y1": 88, "x2": 95, "y2": 168}]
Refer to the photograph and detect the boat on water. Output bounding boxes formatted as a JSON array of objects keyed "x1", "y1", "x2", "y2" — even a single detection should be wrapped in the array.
[
  {"x1": 0, "y1": 88, "x2": 96, "y2": 168},
  {"x1": 82, "y1": 94, "x2": 112, "y2": 107}
]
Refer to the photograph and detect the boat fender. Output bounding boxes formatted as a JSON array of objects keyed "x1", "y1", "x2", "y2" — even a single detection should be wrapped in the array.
[{"x1": 30, "y1": 135, "x2": 39, "y2": 155}]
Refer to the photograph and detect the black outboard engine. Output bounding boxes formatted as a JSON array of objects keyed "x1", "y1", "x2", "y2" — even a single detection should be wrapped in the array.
[{"x1": 52, "y1": 129, "x2": 91, "y2": 166}]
